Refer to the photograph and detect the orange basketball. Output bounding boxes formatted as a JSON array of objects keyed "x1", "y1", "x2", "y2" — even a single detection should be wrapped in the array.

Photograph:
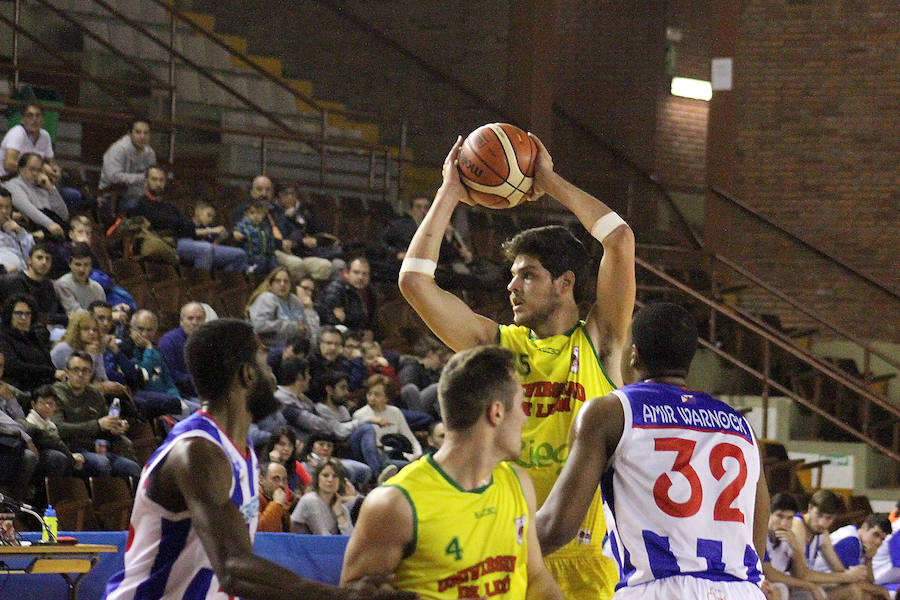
[{"x1": 457, "y1": 123, "x2": 537, "y2": 209}]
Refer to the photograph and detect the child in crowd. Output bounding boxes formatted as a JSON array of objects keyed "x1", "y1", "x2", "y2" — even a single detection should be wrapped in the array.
[
  {"x1": 191, "y1": 201, "x2": 227, "y2": 243},
  {"x1": 24, "y1": 384, "x2": 85, "y2": 476},
  {"x1": 233, "y1": 200, "x2": 278, "y2": 274}
]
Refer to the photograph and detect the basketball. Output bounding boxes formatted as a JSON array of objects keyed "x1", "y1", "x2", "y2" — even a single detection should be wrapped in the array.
[{"x1": 457, "y1": 123, "x2": 538, "y2": 209}]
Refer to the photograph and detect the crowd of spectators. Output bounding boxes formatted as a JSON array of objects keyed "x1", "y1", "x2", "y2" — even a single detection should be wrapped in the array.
[{"x1": 0, "y1": 106, "x2": 463, "y2": 520}]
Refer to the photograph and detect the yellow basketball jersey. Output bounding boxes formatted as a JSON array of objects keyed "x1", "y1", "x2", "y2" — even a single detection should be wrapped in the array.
[
  {"x1": 386, "y1": 455, "x2": 530, "y2": 600},
  {"x1": 499, "y1": 321, "x2": 619, "y2": 599}
]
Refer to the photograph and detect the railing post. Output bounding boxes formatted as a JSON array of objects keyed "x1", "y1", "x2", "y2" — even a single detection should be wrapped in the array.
[
  {"x1": 709, "y1": 255, "x2": 718, "y2": 343},
  {"x1": 12, "y1": 0, "x2": 20, "y2": 89},
  {"x1": 368, "y1": 150, "x2": 376, "y2": 194},
  {"x1": 260, "y1": 135, "x2": 267, "y2": 175},
  {"x1": 397, "y1": 119, "x2": 407, "y2": 205},
  {"x1": 320, "y1": 109, "x2": 328, "y2": 186},
  {"x1": 168, "y1": 6, "x2": 177, "y2": 165},
  {"x1": 762, "y1": 340, "x2": 770, "y2": 438},
  {"x1": 383, "y1": 149, "x2": 390, "y2": 202}
]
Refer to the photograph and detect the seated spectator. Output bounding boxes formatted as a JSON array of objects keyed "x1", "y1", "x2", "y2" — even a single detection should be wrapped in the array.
[
  {"x1": 290, "y1": 458, "x2": 355, "y2": 535},
  {"x1": 303, "y1": 430, "x2": 371, "y2": 490},
  {"x1": 125, "y1": 167, "x2": 247, "y2": 272},
  {"x1": 42, "y1": 157, "x2": 87, "y2": 213},
  {"x1": 257, "y1": 460, "x2": 295, "y2": 533},
  {"x1": 315, "y1": 370, "x2": 389, "y2": 484},
  {"x1": 120, "y1": 309, "x2": 196, "y2": 418},
  {"x1": 317, "y1": 257, "x2": 380, "y2": 338},
  {"x1": 281, "y1": 332, "x2": 310, "y2": 361},
  {"x1": 0, "y1": 186, "x2": 34, "y2": 273},
  {"x1": 99, "y1": 117, "x2": 155, "y2": 199},
  {"x1": 0, "y1": 243, "x2": 67, "y2": 326},
  {"x1": 0, "y1": 350, "x2": 38, "y2": 500},
  {"x1": 307, "y1": 325, "x2": 365, "y2": 401},
  {"x1": 352, "y1": 374, "x2": 422, "y2": 470},
  {"x1": 233, "y1": 175, "x2": 333, "y2": 282},
  {"x1": 49, "y1": 214, "x2": 94, "y2": 279},
  {"x1": 762, "y1": 492, "x2": 825, "y2": 600},
  {"x1": 246, "y1": 267, "x2": 320, "y2": 352},
  {"x1": 158, "y1": 302, "x2": 205, "y2": 397},
  {"x1": 50, "y1": 312, "x2": 107, "y2": 382},
  {"x1": 233, "y1": 200, "x2": 278, "y2": 274},
  {"x1": 792, "y1": 489, "x2": 873, "y2": 597},
  {"x1": 52, "y1": 351, "x2": 141, "y2": 479},
  {"x1": 252, "y1": 356, "x2": 324, "y2": 446},
  {"x1": 262, "y1": 426, "x2": 312, "y2": 493},
  {"x1": 811, "y1": 513, "x2": 892, "y2": 598},
  {"x1": 4, "y1": 153, "x2": 66, "y2": 238},
  {"x1": 24, "y1": 384, "x2": 84, "y2": 477},
  {"x1": 270, "y1": 185, "x2": 337, "y2": 279},
  {"x1": 359, "y1": 340, "x2": 399, "y2": 385},
  {"x1": 53, "y1": 242, "x2": 105, "y2": 315},
  {"x1": 872, "y1": 515, "x2": 900, "y2": 588},
  {"x1": 0, "y1": 102, "x2": 53, "y2": 177},
  {"x1": 397, "y1": 335, "x2": 445, "y2": 418},
  {"x1": 422, "y1": 421, "x2": 445, "y2": 455},
  {"x1": 89, "y1": 301, "x2": 180, "y2": 420},
  {"x1": 0, "y1": 293, "x2": 61, "y2": 390}
]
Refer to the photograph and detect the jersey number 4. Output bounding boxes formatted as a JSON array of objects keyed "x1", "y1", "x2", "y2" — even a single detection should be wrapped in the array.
[{"x1": 651, "y1": 437, "x2": 747, "y2": 523}]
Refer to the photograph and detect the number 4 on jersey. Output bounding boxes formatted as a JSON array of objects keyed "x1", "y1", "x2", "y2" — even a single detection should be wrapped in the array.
[{"x1": 446, "y1": 537, "x2": 463, "y2": 561}]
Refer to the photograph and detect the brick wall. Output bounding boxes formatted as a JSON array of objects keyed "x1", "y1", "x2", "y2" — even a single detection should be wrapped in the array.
[{"x1": 710, "y1": 0, "x2": 899, "y2": 340}]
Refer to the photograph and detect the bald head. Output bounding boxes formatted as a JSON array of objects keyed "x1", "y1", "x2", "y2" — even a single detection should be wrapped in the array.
[
  {"x1": 180, "y1": 302, "x2": 206, "y2": 335},
  {"x1": 250, "y1": 175, "x2": 273, "y2": 202}
]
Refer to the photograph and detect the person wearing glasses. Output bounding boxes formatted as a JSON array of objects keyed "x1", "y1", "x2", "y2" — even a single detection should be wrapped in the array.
[
  {"x1": 0, "y1": 102, "x2": 54, "y2": 178},
  {"x1": 51, "y1": 350, "x2": 140, "y2": 479},
  {"x1": 0, "y1": 293, "x2": 62, "y2": 391}
]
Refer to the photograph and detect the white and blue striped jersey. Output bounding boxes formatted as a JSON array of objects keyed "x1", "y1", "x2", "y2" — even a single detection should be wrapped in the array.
[
  {"x1": 812, "y1": 524, "x2": 863, "y2": 571},
  {"x1": 602, "y1": 382, "x2": 763, "y2": 591},
  {"x1": 104, "y1": 411, "x2": 259, "y2": 600}
]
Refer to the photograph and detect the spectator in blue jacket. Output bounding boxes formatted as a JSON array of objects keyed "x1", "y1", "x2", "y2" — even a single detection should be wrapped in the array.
[{"x1": 158, "y1": 302, "x2": 205, "y2": 397}]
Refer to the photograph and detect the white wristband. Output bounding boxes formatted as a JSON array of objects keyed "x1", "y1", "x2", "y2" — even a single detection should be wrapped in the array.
[
  {"x1": 590, "y1": 212, "x2": 627, "y2": 242},
  {"x1": 400, "y1": 257, "x2": 437, "y2": 277}
]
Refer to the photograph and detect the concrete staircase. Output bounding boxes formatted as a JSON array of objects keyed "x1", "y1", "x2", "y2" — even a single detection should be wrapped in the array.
[{"x1": 2, "y1": 0, "x2": 399, "y2": 198}]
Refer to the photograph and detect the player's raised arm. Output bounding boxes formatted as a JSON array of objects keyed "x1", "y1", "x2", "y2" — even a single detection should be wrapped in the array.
[
  {"x1": 511, "y1": 465, "x2": 564, "y2": 600},
  {"x1": 398, "y1": 137, "x2": 499, "y2": 351},
  {"x1": 536, "y1": 393, "x2": 625, "y2": 555},
  {"x1": 340, "y1": 486, "x2": 414, "y2": 591},
  {"x1": 530, "y1": 134, "x2": 636, "y2": 385}
]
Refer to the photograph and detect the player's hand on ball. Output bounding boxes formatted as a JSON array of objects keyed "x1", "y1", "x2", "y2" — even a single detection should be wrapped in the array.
[
  {"x1": 440, "y1": 136, "x2": 475, "y2": 206},
  {"x1": 527, "y1": 132, "x2": 554, "y2": 202}
]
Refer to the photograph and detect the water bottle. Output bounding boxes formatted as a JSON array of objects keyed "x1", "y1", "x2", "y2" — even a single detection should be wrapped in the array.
[
  {"x1": 109, "y1": 397, "x2": 121, "y2": 418},
  {"x1": 42, "y1": 505, "x2": 57, "y2": 542}
]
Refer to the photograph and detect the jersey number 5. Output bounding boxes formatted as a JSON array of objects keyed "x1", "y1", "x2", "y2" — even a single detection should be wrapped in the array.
[{"x1": 651, "y1": 437, "x2": 747, "y2": 523}]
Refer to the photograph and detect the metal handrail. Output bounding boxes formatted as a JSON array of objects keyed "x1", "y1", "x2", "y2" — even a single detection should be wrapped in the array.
[
  {"x1": 553, "y1": 102, "x2": 705, "y2": 250},
  {"x1": 85, "y1": 0, "x2": 301, "y2": 141},
  {"x1": 636, "y1": 256, "x2": 900, "y2": 418},
  {"x1": 635, "y1": 243, "x2": 900, "y2": 373},
  {"x1": 711, "y1": 253, "x2": 900, "y2": 372},
  {"x1": 636, "y1": 299, "x2": 900, "y2": 464},
  {"x1": 0, "y1": 13, "x2": 140, "y2": 113},
  {"x1": 0, "y1": 96, "x2": 395, "y2": 198},
  {"x1": 709, "y1": 185, "x2": 899, "y2": 300},
  {"x1": 29, "y1": 0, "x2": 173, "y2": 92},
  {"x1": 144, "y1": 0, "x2": 322, "y2": 117},
  {"x1": 0, "y1": 61, "x2": 171, "y2": 91}
]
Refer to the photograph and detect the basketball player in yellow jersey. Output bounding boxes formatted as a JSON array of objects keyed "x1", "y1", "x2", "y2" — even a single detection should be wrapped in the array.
[
  {"x1": 341, "y1": 346, "x2": 562, "y2": 600},
  {"x1": 397, "y1": 134, "x2": 635, "y2": 600}
]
